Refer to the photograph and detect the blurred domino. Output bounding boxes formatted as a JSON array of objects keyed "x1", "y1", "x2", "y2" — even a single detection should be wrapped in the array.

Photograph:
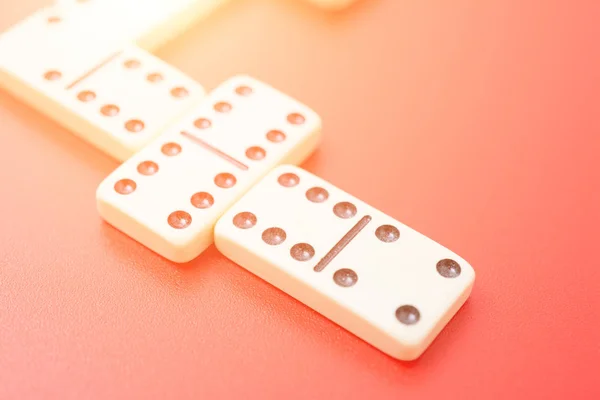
[
  {"x1": 214, "y1": 165, "x2": 475, "y2": 360},
  {"x1": 96, "y1": 76, "x2": 321, "y2": 263},
  {"x1": 53, "y1": 0, "x2": 230, "y2": 51},
  {"x1": 0, "y1": 7, "x2": 204, "y2": 160},
  {"x1": 304, "y1": 0, "x2": 359, "y2": 10}
]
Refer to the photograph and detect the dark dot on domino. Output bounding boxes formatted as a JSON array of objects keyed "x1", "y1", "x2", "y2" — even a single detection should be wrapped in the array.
[
  {"x1": 171, "y1": 87, "x2": 189, "y2": 98},
  {"x1": 235, "y1": 86, "x2": 253, "y2": 96},
  {"x1": 266, "y1": 130, "x2": 286, "y2": 143},
  {"x1": 47, "y1": 16, "x2": 61, "y2": 24},
  {"x1": 214, "y1": 102, "x2": 232, "y2": 113},
  {"x1": 290, "y1": 243, "x2": 315, "y2": 261},
  {"x1": 137, "y1": 161, "x2": 159, "y2": 176},
  {"x1": 306, "y1": 187, "x2": 329, "y2": 203},
  {"x1": 194, "y1": 118, "x2": 211, "y2": 129},
  {"x1": 375, "y1": 225, "x2": 400, "y2": 243},
  {"x1": 214, "y1": 173, "x2": 236, "y2": 188},
  {"x1": 287, "y1": 113, "x2": 305, "y2": 125},
  {"x1": 147, "y1": 73, "x2": 164, "y2": 83},
  {"x1": 101, "y1": 104, "x2": 119, "y2": 117},
  {"x1": 233, "y1": 212, "x2": 257, "y2": 229},
  {"x1": 124, "y1": 59, "x2": 141, "y2": 69},
  {"x1": 114, "y1": 178, "x2": 136, "y2": 195},
  {"x1": 168, "y1": 211, "x2": 192, "y2": 229},
  {"x1": 396, "y1": 305, "x2": 420, "y2": 325},
  {"x1": 436, "y1": 259, "x2": 461, "y2": 278},
  {"x1": 245, "y1": 146, "x2": 266, "y2": 161},
  {"x1": 333, "y1": 202, "x2": 357, "y2": 219},
  {"x1": 278, "y1": 173, "x2": 300, "y2": 187},
  {"x1": 333, "y1": 269, "x2": 358, "y2": 287},
  {"x1": 77, "y1": 90, "x2": 96, "y2": 102},
  {"x1": 43, "y1": 70, "x2": 62, "y2": 81},
  {"x1": 161, "y1": 142, "x2": 181, "y2": 156},
  {"x1": 191, "y1": 192, "x2": 214, "y2": 209},
  {"x1": 262, "y1": 227, "x2": 286, "y2": 246},
  {"x1": 125, "y1": 119, "x2": 145, "y2": 133}
]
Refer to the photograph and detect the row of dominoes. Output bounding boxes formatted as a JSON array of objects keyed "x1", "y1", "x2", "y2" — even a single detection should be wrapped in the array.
[{"x1": 0, "y1": 0, "x2": 475, "y2": 361}]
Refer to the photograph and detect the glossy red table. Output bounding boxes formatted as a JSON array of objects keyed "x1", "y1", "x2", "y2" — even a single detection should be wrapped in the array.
[{"x1": 1, "y1": 0, "x2": 598, "y2": 398}]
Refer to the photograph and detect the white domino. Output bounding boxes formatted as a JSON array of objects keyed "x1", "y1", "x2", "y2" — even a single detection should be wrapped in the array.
[
  {"x1": 96, "y1": 76, "x2": 322, "y2": 263},
  {"x1": 56, "y1": 46, "x2": 205, "y2": 161},
  {"x1": 53, "y1": 0, "x2": 231, "y2": 51},
  {"x1": 214, "y1": 165, "x2": 475, "y2": 360},
  {"x1": 0, "y1": 6, "x2": 205, "y2": 160}
]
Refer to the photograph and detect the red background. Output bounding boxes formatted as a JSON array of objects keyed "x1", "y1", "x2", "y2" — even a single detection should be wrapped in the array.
[{"x1": 1, "y1": 0, "x2": 599, "y2": 398}]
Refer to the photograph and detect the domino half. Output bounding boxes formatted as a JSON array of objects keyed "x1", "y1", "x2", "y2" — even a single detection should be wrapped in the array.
[{"x1": 214, "y1": 165, "x2": 475, "y2": 360}]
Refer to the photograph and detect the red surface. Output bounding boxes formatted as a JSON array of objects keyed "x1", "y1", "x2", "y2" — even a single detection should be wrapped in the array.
[{"x1": 1, "y1": 0, "x2": 599, "y2": 398}]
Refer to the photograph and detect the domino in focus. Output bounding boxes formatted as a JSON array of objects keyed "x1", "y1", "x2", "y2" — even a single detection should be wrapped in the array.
[
  {"x1": 214, "y1": 165, "x2": 475, "y2": 360},
  {"x1": 96, "y1": 76, "x2": 321, "y2": 262}
]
